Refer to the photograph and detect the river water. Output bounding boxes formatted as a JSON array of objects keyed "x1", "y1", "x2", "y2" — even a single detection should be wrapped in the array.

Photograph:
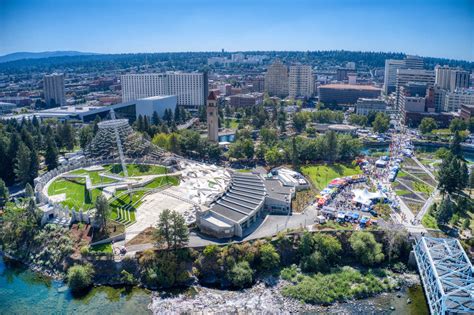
[{"x1": 1, "y1": 256, "x2": 429, "y2": 315}]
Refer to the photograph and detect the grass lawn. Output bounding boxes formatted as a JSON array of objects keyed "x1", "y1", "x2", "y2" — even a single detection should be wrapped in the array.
[
  {"x1": 422, "y1": 212, "x2": 439, "y2": 230},
  {"x1": 69, "y1": 169, "x2": 117, "y2": 185},
  {"x1": 432, "y1": 129, "x2": 452, "y2": 135},
  {"x1": 236, "y1": 169, "x2": 252, "y2": 173},
  {"x1": 90, "y1": 243, "x2": 113, "y2": 254},
  {"x1": 106, "y1": 164, "x2": 167, "y2": 177},
  {"x1": 109, "y1": 176, "x2": 179, "y2": 224},
  {"x1": 48, "y1": 178, "x2": 103, "y2": 210},
  {"x1": 413, "y1": 182, "x2": 434, "y2": 195},
  {"x1": 395, "y1": 189, "x2": 410, "y2": 196},
  {"x1": 300, "y1": 163, "x2": 362, "y2": 190}
]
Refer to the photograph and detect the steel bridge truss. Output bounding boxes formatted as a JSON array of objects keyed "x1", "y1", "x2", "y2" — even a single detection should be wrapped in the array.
[{"x1": 414, "y1": 237, "x2": 474, "y2": 315}]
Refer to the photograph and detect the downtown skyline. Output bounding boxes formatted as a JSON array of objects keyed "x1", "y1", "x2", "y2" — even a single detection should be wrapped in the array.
[{"x1": 0, "y1": 0, "x2": 473, "y2": 61}]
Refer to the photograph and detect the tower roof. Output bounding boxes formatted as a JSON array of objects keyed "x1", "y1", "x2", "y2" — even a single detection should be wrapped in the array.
[{"x1": 207, "y1": 91, "x2": 217, "y2": 101}]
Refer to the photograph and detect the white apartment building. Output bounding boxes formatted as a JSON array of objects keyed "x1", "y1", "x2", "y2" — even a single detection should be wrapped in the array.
[
  {"x1": 43, "y1": 73, "x2": 66, "y2": 106},
  {"x1": 264, "y1": 59, "x2": 288, "y2": 97},
  {"x1": 355, "y1": 98, "x2": 387, "y2": 115},
  {"x1": 383, "y1": 59, "x2": 405, "y2": 95},
  {"x1": 121, "y1": 72, "x2": 207, "y2": 110},
  {"x1": 435, "y1": 65, "x2": 470, "y2": 92},
  {"x1": 289, "y1": 64, "x2": 314, "y2": 98},
  {"x1": 444, "y1": 89, "x2": 474, "y2": 112},
  {"x1": 396, "y1": 69, "x2": 435, "y2": 111}
]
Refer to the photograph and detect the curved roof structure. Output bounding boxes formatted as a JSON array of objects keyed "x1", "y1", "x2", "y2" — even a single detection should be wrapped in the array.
[{"x1": 204, "y1": 172, "x2": 266, "y2": 225}]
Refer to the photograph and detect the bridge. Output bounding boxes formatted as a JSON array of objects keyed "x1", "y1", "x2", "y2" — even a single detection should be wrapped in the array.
[{"x1": 414, "y1": 237, "x2": 474, "y2": 315}]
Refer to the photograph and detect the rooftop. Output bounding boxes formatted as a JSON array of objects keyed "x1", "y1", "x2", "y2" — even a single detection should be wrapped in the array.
[{"x1": 319, "y1": 84, "x2": 381, "y2": 91}]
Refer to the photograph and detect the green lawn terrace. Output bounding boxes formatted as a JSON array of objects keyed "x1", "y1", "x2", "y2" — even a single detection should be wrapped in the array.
[
  {"x1": 46, "y1": 163, "x2": 173, "y2": 212},
  {"x1": 109, "y1": 176, "x2": 179, "y2": 226},
  {"x1": 300, "y1": 163, "x2": 363, "y2": 191}
]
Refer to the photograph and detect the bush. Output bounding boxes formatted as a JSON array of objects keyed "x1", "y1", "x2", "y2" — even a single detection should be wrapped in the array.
[
  {"x1": 349, "y1": 232, "x2": 384, "y2": 266},
  {"x1": 67, "y1": 264, "x2": 94, "y2": 293},
  {"x1": 257, "y1": 243, "x2": 280, "y2": 271},
  {"x1": 228, "y1": 261, "x2": 253, "y2": 288}
]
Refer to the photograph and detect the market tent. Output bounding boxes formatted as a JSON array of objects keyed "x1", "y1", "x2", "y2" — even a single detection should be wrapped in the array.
[{"x1": 352, "y1": 188, "x2": 385, "y2": 206}]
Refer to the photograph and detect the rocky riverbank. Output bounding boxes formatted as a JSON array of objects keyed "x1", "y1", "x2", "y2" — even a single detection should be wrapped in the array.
[{"x1": 149, "y1": 273, "x2": 423, "y2": 314}]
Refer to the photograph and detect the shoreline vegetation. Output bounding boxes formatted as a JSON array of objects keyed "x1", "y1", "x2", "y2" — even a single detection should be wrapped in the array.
[{"x1": 1, "y1": 226, "x2": 415, "y2": 307}]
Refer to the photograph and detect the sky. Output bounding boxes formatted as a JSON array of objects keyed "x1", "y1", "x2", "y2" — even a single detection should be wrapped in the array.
[{"x1": 0, "y1": 0, "x2": 473, "y2": 61}]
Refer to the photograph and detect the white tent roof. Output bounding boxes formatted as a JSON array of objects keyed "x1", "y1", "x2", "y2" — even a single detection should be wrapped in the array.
[{"x1": 352, "y1": 188, "x2": 385, "y2": 206}]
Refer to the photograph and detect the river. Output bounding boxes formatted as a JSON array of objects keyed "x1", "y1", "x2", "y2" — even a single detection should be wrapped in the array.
[{"x1": 0, "y1": 256, "x2": 429, "y2": 314}]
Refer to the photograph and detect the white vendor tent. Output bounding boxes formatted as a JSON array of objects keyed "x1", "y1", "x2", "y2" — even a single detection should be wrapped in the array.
[{"x1": 352, "y1": 188, "x2": 385, "y2": 206}]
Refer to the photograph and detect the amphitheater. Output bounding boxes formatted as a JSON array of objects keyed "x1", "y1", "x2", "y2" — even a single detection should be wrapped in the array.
[{"x1": 34, "y1": 110, "x2": 235, "y2": 244}]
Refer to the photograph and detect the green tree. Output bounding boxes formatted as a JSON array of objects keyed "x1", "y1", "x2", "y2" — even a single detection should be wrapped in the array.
[
  {"x1": 325, "y1": 131, "x2": 338, "y2": 163},
  {"x1": 435, "y1": 198, "x2": 454, "y2": 225},
  {"x1": 293, "y1": 112, "x2": 308, "y2": 133},
  {"x1": 265, "y1": 146, "x2": 283, "y2": 166},
  {"x1": 372, "y1": 112, "x2": 390, "y2": 134},
  {"x1": 228, "y1": 261, "x2": 253, "y2": 288},
  {"x1": 419, "y1": 117, "x2": 437, "y2": 134},
  {"x1": 154, "y1": 209, "x2": 189, "y2": 250},
  {"x1": 258, "y1": 243, "x2": 280, "y2": 271},
  {"x1": 45, "y1": 136, "x2": 59, "y2": 170},
  {"x1": 0, "y1": 178, "x2": 9, "y2": 207},
  {"x1": 79, "y1": 126, "x2": 93, "y2": 150},
  {"x1": 94, "y1": 195, "x2": 110, "y2": 230},
  {"x1": 14, "y1": 143, "x2": 31, "y2": 186},
  {"x1": 450, "y1": 131, "x2": 463, "y2": 158},
  {"x1": 349, "y1": 232, "x2": 385, "y2": 266},
  {"x1": 462, "y1": 218, "x2": 471, "y2": 231},
  {"x1": 449, "y1": 118, "x2": 467, "y2": 133},
  {"x1": 67, "y1": 264, "x2": 94, "y2": 293}
]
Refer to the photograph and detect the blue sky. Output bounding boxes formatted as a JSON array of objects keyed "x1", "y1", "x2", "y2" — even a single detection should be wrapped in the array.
[{"x1": 1, "y1": 0, "x2": 473, "y2": 60}]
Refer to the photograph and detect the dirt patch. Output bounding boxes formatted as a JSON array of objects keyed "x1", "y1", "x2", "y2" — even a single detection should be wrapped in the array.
[
  {"x1": 126, "y1": 226, "x2": 156, "y2": 246},
  {"x1": 69, "y1": 223, "x2": 92, "y2": 259}
]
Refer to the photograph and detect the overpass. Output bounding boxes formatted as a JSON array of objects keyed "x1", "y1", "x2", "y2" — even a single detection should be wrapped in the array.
[{"x1": 414, "y1": 237, "x2": 474, "y2": 315}]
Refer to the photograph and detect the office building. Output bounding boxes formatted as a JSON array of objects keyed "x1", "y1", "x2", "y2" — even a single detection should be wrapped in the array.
[
  {"x1": 444, "y1": 89, "x2": 474, "y2": 112},
  {"x1": 121, "y1": 72, "x2": 208, "y2": 111},
  {"x1": 435, "y1": 66, "x2": 471, "y2": 92},
  {"x1": 289, "y1": 64, "x2": 314, "y2": 98},
  {"x1": 460, "y1": 104, "x2": 474, "y2": 121},
  {"x1": 396, "y1": 69, "x2": 435, "y2": 111},
  {"x1": 0, "y1": 102, "x2": 16, "y2": 115},
  {"x1": 229, "y1": 93, "x2": 264, "y2": 107},
  {"x1": 404, "y1": 55, "x2": 424, "y2": 70},
  {"x1": 355, "y1": 98, "x2": 387, "y2": 115},
  {"x1": 43, "y1": 73, "x2": 66, "y2": 107},
  {"x1": 318, "y1": 84, "x2": 381, "y2": 105},
  {"x1": 383, "y1": 59, "x2": 405, "y2": 94},
  {"x1": 2, "y1": 96, "x2": 177, "y2": 123},
  {"x1": 264, "y1": 59, "x2": 288, "y2": 97},
  {"x1": 207, "y1": 91, "x2": 219, "y2": 142}
]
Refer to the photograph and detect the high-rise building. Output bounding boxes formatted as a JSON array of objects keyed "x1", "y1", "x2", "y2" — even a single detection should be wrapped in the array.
[
  {"x1": 206, "y1": 91, "x2": 219, "y2": 142},
  {"x1": 43, "y1": 73, "x2": 66, "y2": 107},
  {"x1": 444, "y1": 89, "x2": 474, "y2": 112},
  {"x1": 395, "y1": 69, "x2": 435, "y2": 111},
  {"x1": 383, "y1": 59, "x2": 405, "y2": 95},
  {"x1": 450, "y1": 69, "x2": 470, "y2": 92},
  {"x1": 264, "y1": 59, "x2": 288, "y2": 98},
  {"x1": 121, "y1": 72, "x2": 208, "y2": 111},
  {"x1": 435, "y1": 65, "x2": 471, "y2": 92},
  {"x1": 404, "y1": 55, "x2": 424, "y2": 70},
  {"x1": 289, "y1": 64, "x2": 313, "y2": 98}
]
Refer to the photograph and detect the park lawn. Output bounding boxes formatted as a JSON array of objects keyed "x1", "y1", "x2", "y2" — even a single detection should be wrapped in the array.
[
  {"x1": 301, "y1": 163, "x2": 362, "y2": 191},
  {"x1": 90, "y1": 243, "x2": 113, "y2": 254},
  {"x1": 432, "y1": 129, "x2": 452, "y2": 135},
  {"x1": 105, "y1": 164, "x2": 167, "y2": 177},
  {"x1": 48, "y1": 178, "x2": 103, "y2": 211},
  {"x1": 422, "y1": 212, "x2": 439, "y2": 230},
  {"x1": 230, "y1": 119, "x2": 239, "y2": 129},
  {"x1": 237, "y1": 169, "x2": 252, "y2": 173},
  {"x1": 395, "y1": 189, "x2": 410, "y2": 196},
  {"x1": 397, "y1": 171, "x2": 408, "y2": 178},
  {"x1": 109, "y1": 176, "x2": 179, "y2": 223},
  {"x1": 413, "y1": 182, "x2": 433, "y2": 195},
  {"x1": 69, "y1": 169, "x2": 117, "y2": 185}
]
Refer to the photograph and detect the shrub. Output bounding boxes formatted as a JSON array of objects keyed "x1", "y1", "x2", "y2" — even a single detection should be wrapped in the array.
[
  {"x1": 257, "y1": 243, "x2": 280, "y2": 271},
  {"x1": 349, "y1": 232, "x2": 384, "y2": 266},
  {"x1": 228, "y1": 261, "x2": 253, "y2": 288},
  {"x1": 67, "y1": 264, "x2": 94, "y2": 293}
]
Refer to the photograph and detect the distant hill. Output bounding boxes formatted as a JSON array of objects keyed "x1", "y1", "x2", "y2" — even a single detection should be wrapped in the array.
[{"x1": 0, "y1": 51, "x2": 99, "y2": 63}]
